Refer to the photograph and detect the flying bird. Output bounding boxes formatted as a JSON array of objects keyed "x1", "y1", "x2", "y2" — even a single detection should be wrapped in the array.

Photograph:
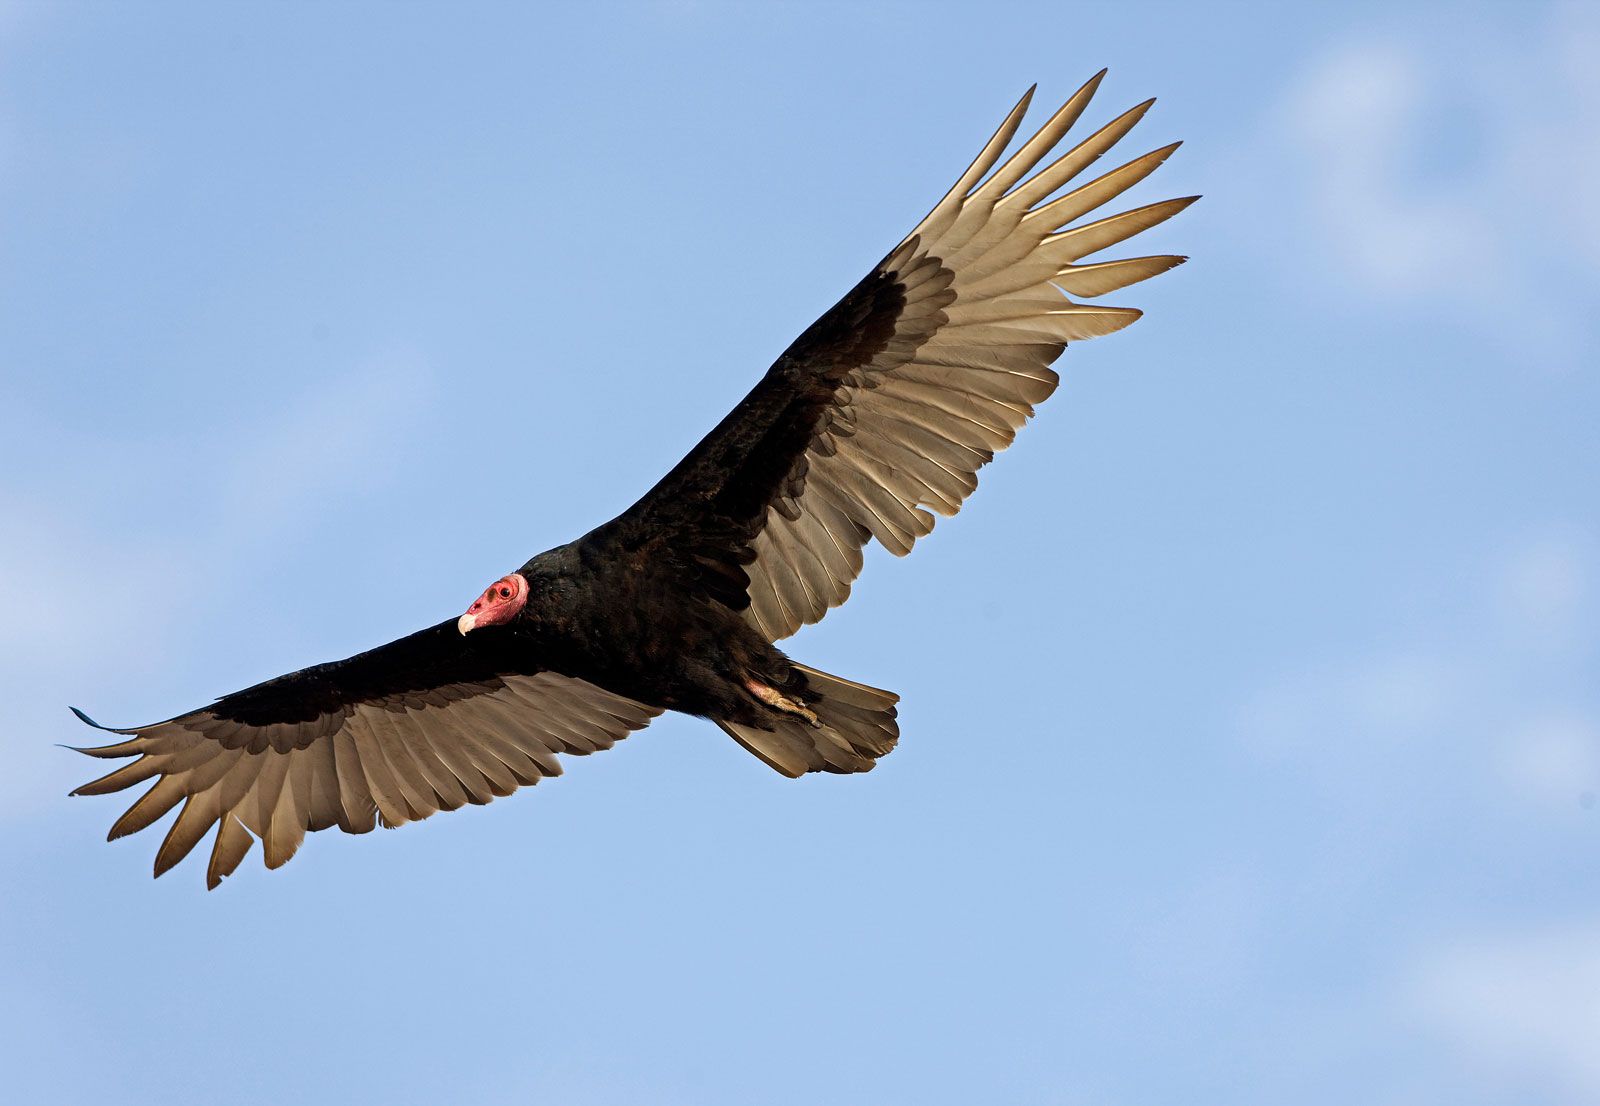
[{"x1": 72, "y1": 73, "x2": 1193, "y2": 887}]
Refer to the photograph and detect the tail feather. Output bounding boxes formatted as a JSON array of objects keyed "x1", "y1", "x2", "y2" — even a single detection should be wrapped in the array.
[{"x1": 716, "y1": 663, "x2": 900, "y2": 778}]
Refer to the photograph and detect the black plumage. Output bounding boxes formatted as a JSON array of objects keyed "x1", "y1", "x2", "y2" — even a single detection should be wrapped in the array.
[{"x1": 72, "y1": 74, "x2": 1192, "y2": 886}]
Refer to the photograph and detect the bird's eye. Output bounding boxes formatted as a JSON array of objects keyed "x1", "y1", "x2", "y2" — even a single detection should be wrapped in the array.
[{"x1": 499, "y1": 587, "x2": 511, "y2": 598}]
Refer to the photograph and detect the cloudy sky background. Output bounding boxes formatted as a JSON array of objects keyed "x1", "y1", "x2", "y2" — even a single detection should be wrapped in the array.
[{"x1": 3, "y1": 2, "x2": 1597, "y2": 1103}]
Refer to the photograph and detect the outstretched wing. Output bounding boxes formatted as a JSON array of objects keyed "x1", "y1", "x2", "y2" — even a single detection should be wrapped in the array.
[
  {"x1": 71, "y1": 621, "x2": 660, "y2": 887},
  {"x1": 606, "y1": 72, "x2": 1193, "y2": 640}
]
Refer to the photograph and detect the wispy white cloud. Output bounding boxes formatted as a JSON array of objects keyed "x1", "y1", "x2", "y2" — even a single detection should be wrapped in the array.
[
  {"x1": 1235, "y1": 646, "x2": 1457, "y2": 760},
  {"x1": 1235, "y1": 527, "x2": 1595, "y2": 818},
  {"x1": 1401, "y1": 922, "x2": 1600, "y2": 1101},
  {"x1": 1500, "y1": 714, "x2": 1600, "y2": 809},
  {"x1": 1279, "y1": 42, "x2": 1492, "y2": 299},
  {"x1": 1494, "y1": 531, "x2": 1591, "y2": 645},
  {"x1": 1256, "y1": 5, "x2": 1600, "y2": 368}
]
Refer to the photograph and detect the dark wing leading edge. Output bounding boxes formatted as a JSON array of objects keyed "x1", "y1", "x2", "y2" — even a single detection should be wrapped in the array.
[
  {"x1": 606, "y1": 74, "x2": 1194, "y2": 641},
  {"x1": 72, "y1": 622, "x2": 659, "y2": 887}
]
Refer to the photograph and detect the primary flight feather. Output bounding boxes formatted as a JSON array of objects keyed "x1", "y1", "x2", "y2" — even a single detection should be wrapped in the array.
[{"x1": 71, "y1": 72, "x2": 1193, "y2": 887}]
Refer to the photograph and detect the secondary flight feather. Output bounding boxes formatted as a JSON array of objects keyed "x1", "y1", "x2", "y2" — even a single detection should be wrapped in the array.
[{"x1": 71, "y1": 72, "x2": 1193, "y2": 887}]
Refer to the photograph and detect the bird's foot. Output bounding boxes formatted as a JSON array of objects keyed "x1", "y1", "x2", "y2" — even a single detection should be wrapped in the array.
[{"x1": 745, "y1": 679, "x2": 822, "y2": 728}]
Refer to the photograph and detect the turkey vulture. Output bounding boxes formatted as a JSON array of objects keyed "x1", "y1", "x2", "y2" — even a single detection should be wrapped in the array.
[{"x1": 72, "y1": 73, "x2": 1192, "y2": 887}]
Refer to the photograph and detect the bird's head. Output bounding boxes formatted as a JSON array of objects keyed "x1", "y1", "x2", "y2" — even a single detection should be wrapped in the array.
[{"x1": 457, "y1": 573, "x2": 529, "y2": 635}]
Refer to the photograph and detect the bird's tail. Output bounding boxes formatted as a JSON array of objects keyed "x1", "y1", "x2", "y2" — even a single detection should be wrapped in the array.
[{"x1": 715, "y1": 662, "x2": 900, "y2": 778}]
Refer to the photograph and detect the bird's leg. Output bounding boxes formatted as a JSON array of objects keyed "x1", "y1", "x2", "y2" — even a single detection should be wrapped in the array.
[{"x1": 745, "y1": 679, "x2": 821, "y2": 728}]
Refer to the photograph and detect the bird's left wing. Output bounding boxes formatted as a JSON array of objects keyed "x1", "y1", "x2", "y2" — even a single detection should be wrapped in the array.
[
  {"x1": 603, "y1": 73, "x2": 1193, "y2": 640},
  {"x1": 71, "y1": 621, "x2": 659, "y2": 887}
]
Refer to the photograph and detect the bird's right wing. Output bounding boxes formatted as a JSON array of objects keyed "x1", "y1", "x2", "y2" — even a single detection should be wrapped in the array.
[
  {"x1": 71, "y1": 621, "x2": 660, "y2": 887},
  {"x1": 604, "y1": 72, "x2": 1192, "y2": 641}
]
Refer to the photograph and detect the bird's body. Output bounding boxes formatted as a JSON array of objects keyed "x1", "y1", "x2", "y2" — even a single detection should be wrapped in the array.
[
  {"x1": 72, "y1": 73, "x2": 1192, "y2": 886},
  {"x1": 498, "y1": 537, "x2": 807, "y2": 727}
]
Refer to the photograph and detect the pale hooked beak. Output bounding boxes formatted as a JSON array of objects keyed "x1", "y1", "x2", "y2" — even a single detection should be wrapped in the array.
[{"x1": 457, "y1": 613, "x2": 477, "y2": 636}]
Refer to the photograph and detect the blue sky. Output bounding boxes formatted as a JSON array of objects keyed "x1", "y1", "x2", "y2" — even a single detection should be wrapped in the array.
[{"x1": 3, "y1": 2, "x2": 1598, "y2": 1103}]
